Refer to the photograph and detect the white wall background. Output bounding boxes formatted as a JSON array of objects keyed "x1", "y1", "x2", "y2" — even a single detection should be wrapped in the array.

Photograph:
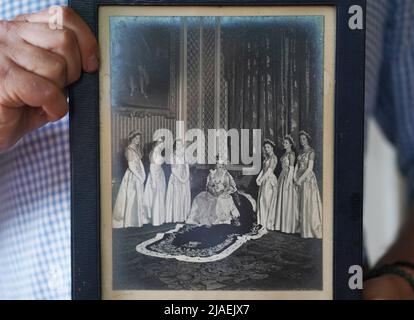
[{"x1": 364, "y1": 118, "x2": 406, "y2": 265}]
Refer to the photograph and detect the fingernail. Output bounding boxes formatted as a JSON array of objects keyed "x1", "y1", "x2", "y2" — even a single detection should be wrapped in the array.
[{"x1": 87, "y1": 54, "x2": 99, "y2": 72}]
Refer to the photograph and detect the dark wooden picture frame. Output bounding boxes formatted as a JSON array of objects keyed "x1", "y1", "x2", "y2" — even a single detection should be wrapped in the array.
[{"x1": 69, "y1": 0, "x2": 365, "y2": 300}]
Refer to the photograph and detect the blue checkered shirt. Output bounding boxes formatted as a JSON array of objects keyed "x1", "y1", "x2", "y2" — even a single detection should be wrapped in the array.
[
  {"x1": 0, "y1": 0, "x2": 70, "y2": 300},
  {"x1": 0, "y1": 0, "x2": 414, "y2": 300}
]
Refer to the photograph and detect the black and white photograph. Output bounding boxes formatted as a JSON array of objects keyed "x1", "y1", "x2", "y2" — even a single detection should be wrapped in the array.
[{"x1": 99, "y1": 6, "x2": 335, "y2": 299}]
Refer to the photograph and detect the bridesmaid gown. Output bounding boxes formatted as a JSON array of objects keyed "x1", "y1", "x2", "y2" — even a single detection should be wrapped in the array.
[
  {"x1": 296, "y1": 148, "x2": 323, "y2": 239},
  {"x1": 257, "y1": 155, "x2": 278, "y2": 231},
  {"x1": 112, "y1": 146, "x2": 147, "y2": 228},
  {"x1": 271, "y1": 151, "x2": 299, "y2": 233},
  {"x1": 143, "y1": 152, "x2": 167, "y2": 226},
  {"x1": 165, "y1": 154, "x2": 191, "y2": 223}
]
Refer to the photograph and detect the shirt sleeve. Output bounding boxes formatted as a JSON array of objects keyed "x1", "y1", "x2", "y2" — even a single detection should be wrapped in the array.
[
  {"x1": 370, "y1": 0, "x2": 414, "y2": 202},
  {"x1": 1, "y1": 0, "x2": 67, "y2": 21},
  {"x1": 0, "y1": 0, "x2": 70, "y2": 300}
]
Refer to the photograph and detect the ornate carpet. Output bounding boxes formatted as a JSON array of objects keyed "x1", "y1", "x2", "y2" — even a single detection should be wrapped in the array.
[{"x1": 136, "y1": 192, "x2": 265, "y2": 262}]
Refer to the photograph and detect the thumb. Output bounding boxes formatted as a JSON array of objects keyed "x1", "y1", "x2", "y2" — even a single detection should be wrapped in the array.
[{"x1": 364, "y1": 276, "x2": 412, "y2": 300}]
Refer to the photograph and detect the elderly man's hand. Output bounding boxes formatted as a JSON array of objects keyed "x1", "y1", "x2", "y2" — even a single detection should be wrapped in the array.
[
  {"x1": 0, "y1": 6, "x2": 98, "y2": 152},
  {"x1": 364, "y1": 274, "x2": 414, "y2": 300},
  {"x1": 364, "y1": 204, "x2": 414, "y2": 300}
]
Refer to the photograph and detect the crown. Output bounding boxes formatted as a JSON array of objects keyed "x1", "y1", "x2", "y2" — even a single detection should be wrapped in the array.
[
  {"x1": 263, "y1": 138, "x2": 276, "y2": 148},
  {"x1": 128, "y1": 130, "x2": 142, "y2": 140},
  {"x1": 284, "y1": 134, "x2": 295, "y2": 146},
  {"x1": 298, "y1": 130, "x2": 311, "y2": 140}
]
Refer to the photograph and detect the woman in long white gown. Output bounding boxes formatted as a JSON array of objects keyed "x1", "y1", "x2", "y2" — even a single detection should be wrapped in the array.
[
  {"x1": 112, "y1": 131, "x2": 147, "y2": 228},
  {"x1": 256, "y1": 140, "x2": 278, "y2": 232},
  {"x1": 143, "y1": 140, "x2": 167, "y2": 226},
  {"x1": 271, "y1": 135, "x2": 299, "y2": 233},
  {"x1": 165, "y1": 139, "x2": 191, "y2": 223},
  {"x1": 186, "y1": 159, "x2": 240, "y2": 226},
  {"x1": 295, "y1": 131, "x2": 323, "y2": 239}
]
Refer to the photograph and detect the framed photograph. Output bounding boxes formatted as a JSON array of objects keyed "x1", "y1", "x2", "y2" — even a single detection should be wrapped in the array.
[{"x1": 69, "y1": 0, "x2": 365, "y2": 300}]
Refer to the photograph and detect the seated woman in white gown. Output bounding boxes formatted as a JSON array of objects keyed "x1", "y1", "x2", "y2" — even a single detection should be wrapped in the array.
[
  {"x1": 186, "y1": 159, "x2": 240, "y2": 226},
  {"x1": 137, "y1": 159, "x2": 262, "y2": 262}
]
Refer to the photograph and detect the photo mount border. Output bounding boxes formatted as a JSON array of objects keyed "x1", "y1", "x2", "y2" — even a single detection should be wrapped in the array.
[{"x1": 69, "y1": 0, "x2": 365, "y2": 300}]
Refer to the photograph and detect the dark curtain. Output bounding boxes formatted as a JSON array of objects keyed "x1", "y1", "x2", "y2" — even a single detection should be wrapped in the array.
[{"x1": 222, "y1": 22, "x2": 322, "y2": 180}]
